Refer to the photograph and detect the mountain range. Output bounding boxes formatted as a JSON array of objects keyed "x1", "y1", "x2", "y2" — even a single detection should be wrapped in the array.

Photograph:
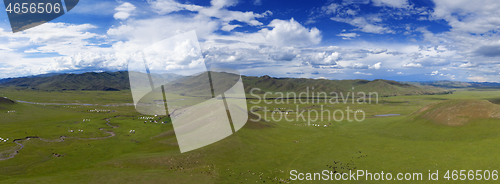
[{"x1": 0, "y1": 71, "x2": 457, "y2": 96}]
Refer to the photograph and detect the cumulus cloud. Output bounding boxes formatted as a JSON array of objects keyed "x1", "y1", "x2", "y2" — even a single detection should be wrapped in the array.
[
  {"x1": 114, "y1": 2, "x2": 136, "y2": 20},
  {"x1": 369, "y1": 62, "x2": 382, "y2": 69},
  {"x1": 347, "y1": 62, "x2": 381, "y2": 69},
  {"x1": 49, "y1": 52, "x2": 124, "y2": 72},
  {"x1": 259, "y1": 18, "x2": 322, "y2": 46},
  {"x1": 301, "y1": 51, "x2": 341, "y2": 68}
]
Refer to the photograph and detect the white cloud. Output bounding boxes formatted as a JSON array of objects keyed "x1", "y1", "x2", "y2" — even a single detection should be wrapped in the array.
[
  {"x1": 430, "y1": 70, "x2": 438, "y2": 75},
  {"x1": 147, "y1": 0, "x2": 271, "y2": 27},
  {"x1": 147, "y1": 0, "x2": 202, "y2": 14},
  {"x1": 211, "y1": 0, "x2": 239, "y2": 8},
  {"x1": 259, "y1": 18, "x2": 322, "y2": 46},
  {"x1": 457, "y1": 62, "x2": 478, "y2": 68},
  {"x1": 331, "y1": 17, "x2": 393, "y2": 34},
  {"x1": 347, "y1": 62, "x2": 381, "y2": 69},
  {"x1": 49, "y1": 52, "x2": 124, "y2": 72},
  {"x1": 369, "y1": 62, "x2": 382, "y2": 69},
  {"x1": 397, "y1": 72, "x2": 403, "y2": 74},
  {"x1": 371, "y1": 0, "x2": 409, "y2": 9},
  {"x1": 0, "y1": 23, "x2": 103, "y2": 57},
  {"x1": 337, "y1": 33, "x2": 359, "y2": 40},
  {"x1": 432, "y1": 0, "x2": 500, "y2": 34},
  {"x1": 371, "y1": 48, "x2": 387, "y2": 54},
  {"x1": 402, "y1": 62, "x2": 423, "y2": 68},
  {"x1": 114, "y1": 2, "x2": 136, "y2": 20},
  {"x1": 322, "y1": 3, "x2": 341, "y2": 14},
  {"x1": 468, "y1": 76, "x2": 488, "y2": 82},
  {"x1": 328, "y1": 70, "x2": 344, "y2": 74},
  {"x1": 301, "y1": 51, "x2": 341, "y2": 67},
  {"x1": 353, "y1": 71, "x2": 372, "y2": 75},
  {"x1": 221, "y1": 23, "x2": 241, "y2": 32},
  {"x1": 349, "y1": 63, "x2": 368, "y2": 69},
  {"x1": 107, "y1": 16, "x2": 219, "y2": 45}
]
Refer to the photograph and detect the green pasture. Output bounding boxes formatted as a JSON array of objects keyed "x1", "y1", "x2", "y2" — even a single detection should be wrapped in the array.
[{"x1": 0, "y1": 88, "x2": 500, "y2": 183}]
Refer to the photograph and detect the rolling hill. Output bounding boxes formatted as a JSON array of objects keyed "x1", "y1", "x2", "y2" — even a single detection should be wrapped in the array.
[
  {"x1": 0, "y1": 97, "x2": 15, "y2": 109},
  {"x1": 410, "y1": 99, "x2": 500, "y2": 126},
  {"x1": 243, "y1": 75, "x2": 448, "y2": 96}
]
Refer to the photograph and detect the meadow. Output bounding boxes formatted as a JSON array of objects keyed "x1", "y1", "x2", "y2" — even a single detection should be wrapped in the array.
[{"x1": 1, "y1": 87, "x2": 500, "y2": 183}]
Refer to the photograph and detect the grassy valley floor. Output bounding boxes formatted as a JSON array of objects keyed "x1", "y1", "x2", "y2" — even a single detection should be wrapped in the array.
[{"x1": 1, "y1": 88, "x2": 500, "y2": 183}]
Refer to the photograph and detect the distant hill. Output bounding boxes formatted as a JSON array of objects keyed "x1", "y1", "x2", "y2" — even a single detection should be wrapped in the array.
[
  {"x1": 0, "y1": 71, "x2": 181, "y2": 91},
  {"x1": 0, "y1": 72, "x2": 131, "y2": 91},
  {"x1": 404, "y1": 80, "x2": 500, "y2": 89},
  {"x1": 0, "y1": 73, "x2": 62, "y2": 84},
  {"x1": 0, "y1": 71, "x2": 448, "y2": 96}
]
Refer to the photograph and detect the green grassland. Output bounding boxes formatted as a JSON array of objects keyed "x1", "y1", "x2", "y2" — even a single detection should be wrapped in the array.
[{"x1": 1, "y1": 87, "x2": 500, "y2": 183}]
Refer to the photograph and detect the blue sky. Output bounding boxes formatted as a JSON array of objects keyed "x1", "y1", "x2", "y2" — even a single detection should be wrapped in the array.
[{"x1": 1, "y1": 0, "x2": 500, "y2": 82}]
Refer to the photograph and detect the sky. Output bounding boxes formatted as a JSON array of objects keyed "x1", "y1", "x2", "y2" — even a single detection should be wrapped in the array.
[{"x1": 1, "y1": 0, "x2": 500, "y2": 82}]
